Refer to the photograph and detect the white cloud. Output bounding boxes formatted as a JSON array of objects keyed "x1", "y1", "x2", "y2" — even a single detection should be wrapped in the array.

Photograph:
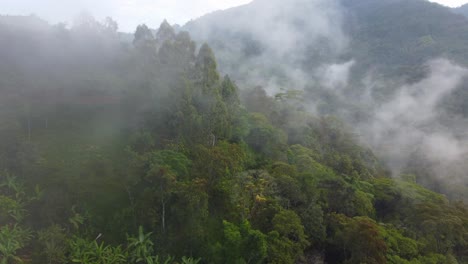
[{"x1": 361, "y1": 59, "x2": 468, "y2": 176}]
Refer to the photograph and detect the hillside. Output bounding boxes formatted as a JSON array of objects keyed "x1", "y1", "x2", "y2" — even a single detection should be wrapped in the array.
[
  {"x1": 186, "y1": 0, "x2": 468, "y2": 80},
  {"x1": 184, "y1": 0, "x2": 468, "y2": 202},
  {"x1": 453, "y1": 3, "x2": 468, "y2": 18},
  {"x1": 0, "y1": 3, "x2": 467, "y2": 264}
]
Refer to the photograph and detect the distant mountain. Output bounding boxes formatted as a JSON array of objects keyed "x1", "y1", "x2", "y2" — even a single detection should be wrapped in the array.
[
  {"x1": 185, "y1": 0, "x2": 468, "y2": 84},
  {"x1": 453, "y1": 3, "x2": 468, "y2": 18},
  {"x1": 0, "y1": 14, "x2": 50, "y2": 31}
]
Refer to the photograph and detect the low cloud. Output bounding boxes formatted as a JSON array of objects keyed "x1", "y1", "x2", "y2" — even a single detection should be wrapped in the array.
[
  {"x1": 359, "y1": 59, "x2": 468, "y2": 186},
  {"x1": 316, "y1": 60, "x2": 355, "y2": 90},
  {"x1": 186, "y1": 0, "x2": 348, "y2": 95}
]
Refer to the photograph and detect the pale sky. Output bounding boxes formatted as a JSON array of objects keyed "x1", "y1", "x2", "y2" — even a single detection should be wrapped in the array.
[
  {"x1": 0, "y1": 0, "x2": 253, "y2": 32},
  {"x1": 430, "y1": 0, "x2": 468, "y2": 7},
  {"x1": 0, "y1": 0, "x2": 466, "y2": 32}
]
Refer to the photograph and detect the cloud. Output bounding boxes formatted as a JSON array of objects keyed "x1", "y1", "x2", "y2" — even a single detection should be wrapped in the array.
[
  {"x1": 316, "y1": 61, "x2": 355, "y2": 90},
  {"x1": 185, "y1": 0, "x2": 468, "y2": 198},
  {"x1": 359, "y1": 59, "x2": 468, "y2": 181},
  {"x1": 186, "y1": 0, "x2": 349, "y2": 95}
]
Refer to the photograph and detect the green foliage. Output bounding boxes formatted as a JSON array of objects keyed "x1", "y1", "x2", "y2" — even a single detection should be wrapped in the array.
[
  {"x1": 0, "y1": 225, "x2": 32, "y2": 264},
  {"x1": 180, "y1": 256, "x2": 201, "y2": 264},
  {"x1": 127, "y1": 226, "x2": 155, "y2": 264},
  {"x1": 267, "y1": 210, "x2": 309, "y2": 263},
  {"x1": 245, "y1": 113, "x2": 287, "y2": 161},
  {"x1": 297, "y1": 202, "x2": 326, "y2": 246},
  {"x1": 65, "y1": 228, "x2": 193, "y2": 264},
  {"x1": 328, "y1": 214, "x2": 387, "y2": 264},
  {"x1": 409, "y1": 202, "x2": 467, "y2": 256},
  {"x1": 0, "y1": 195, "x2": 19, "y2": 224},
  {"x1": 352, "y1": 190, "x2": 375, "y2": 217},
  {"x1": 214, "y1": 220, "x2": 267, "y2": 264},
  {"x1": 229, "y1": 170, "x2": 275, "y2": 221},
  {"x1": 0, "y1": 14, "x2": 467, "y2": 264},
  {"x1": 195, "y1": 43, "x2": 220, "y2": 91},
  {"x1": 69, "y1": 237, "x2": 127, "y2": 264},
  {"x1": 379, "y1": 224, "x2": 418, "y2": 261},
  {"x1": 69, "y1": 206, "x2": 85, "y2": 231},
  {"x1": 37, "y1": 225, "x2": 68, "y2": 264},
  {"x1": 147, "y1": 150, "x2": 192, "y2": 180},
  {"x1": 192, "y1": 141, "x2": 247, "y2": 184},
  {"x1": 0, "y1": 174, "x2": 30, "y2": 224}
]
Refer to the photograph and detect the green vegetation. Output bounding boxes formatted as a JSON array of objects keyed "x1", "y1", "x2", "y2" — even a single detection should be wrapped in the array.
[
  {"x1": 0, "y1": 10, "x2": 467, "y2": 264},
  {"x1": 185, "y1": 0, "x2": 468, "y2": 202}
]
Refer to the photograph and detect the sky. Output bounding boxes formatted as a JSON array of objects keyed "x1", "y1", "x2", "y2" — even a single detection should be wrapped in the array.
[
  {"x1": 429, "y1": 0, "x2": 468, "y2": 7},
  {"x1": 1, "y1": 0, "x2": 253, "y2": 32},
  {"x1": 0, "y1": 0, "x2": 467, "y2": 32}
]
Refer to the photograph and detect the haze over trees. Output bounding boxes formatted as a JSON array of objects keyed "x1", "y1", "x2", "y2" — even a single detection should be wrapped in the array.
[
  {"x1": 0, "y1": 0, "x2": 467, "y2": 264},
  {"x1": 185, "y1": 0, "x2": 468, "y2": 202}
]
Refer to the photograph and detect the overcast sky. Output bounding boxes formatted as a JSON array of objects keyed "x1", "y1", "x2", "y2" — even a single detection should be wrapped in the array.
[
  {"x1": 429, "y1": 0, "x2": 468, "y2": 7},
  {"x1": 0, "y1": 0, "x2": 466, "y2": 32}
]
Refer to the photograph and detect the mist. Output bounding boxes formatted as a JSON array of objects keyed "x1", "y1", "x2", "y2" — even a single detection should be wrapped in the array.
[
  {"x1": 1, "y1": 1, "x2": 468, "y2": 263},
  {"x1": 360, "y1": 59, "x2": 468, "y2": 192},
  {"x1": 185, "y1": 0, "x2": 348, "y2": 94},
  {"x1": 184, "y1": 0, "x2": 468, "y2": 200}
]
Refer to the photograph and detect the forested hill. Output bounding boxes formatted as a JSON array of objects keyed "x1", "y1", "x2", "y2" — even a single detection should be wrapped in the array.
[
  {"x1": 0, "y1": 9, "x2": 467, "y2": 264},
  {"x1": 184, "y1": 0, "x2": 468, "y2": 203},
  {"x1": 185, "y1": 0, "x2": 468, "y2": 80},
  {"x1": 453, "y1": 4, "x2": 468, "y2": 18},
  {"x1": 344, "y1": 0, "x2": 468, "y2": 68}
]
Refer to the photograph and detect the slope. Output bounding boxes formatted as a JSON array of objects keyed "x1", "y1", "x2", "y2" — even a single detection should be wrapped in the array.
[{"x1": 184, "y1": 0, "x2": 468, "y2": 201}]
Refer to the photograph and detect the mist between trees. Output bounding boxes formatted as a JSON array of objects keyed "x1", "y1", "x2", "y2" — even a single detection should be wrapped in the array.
[{"x1": 0, "y1": 0, "x2": 467, "y2": 263}]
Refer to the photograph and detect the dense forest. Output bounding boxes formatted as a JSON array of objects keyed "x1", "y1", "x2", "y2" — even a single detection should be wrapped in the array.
[
  {"x1": 0, "y1": 1, "x2": 468, "y2": 264},
  {"x1": 185, "y1": 0, "x2": 468, "y2": 202}
]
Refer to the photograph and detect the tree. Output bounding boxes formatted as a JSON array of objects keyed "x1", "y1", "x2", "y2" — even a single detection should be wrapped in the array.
[
  {"x1": 103, "y1": 17, "x2": 118, "y2": 33},
  {"x1": 269, "y1": 162, "x2": 305, "y2": 208},
  {"x1": 195, "y1": 43, "x2": 220, "y2": 91},
  {"x1": 245, "y1": 113, "x2": 287, "y2": 161},
  {"x1": 327, "y1": 214, "x2": 387, "y2": 264},
  {"x1": 267, "y1": 210, "x2": 309, "y2": 264},
  {"x1": 134, "y1": 24, "x2": 155, "y2": 48},
  {"x1": 156, "y1": 20, "x2": 176, "y2": 43},
  {"x1": 214, "y1": 220, "x2": 267, "y2": 264}
]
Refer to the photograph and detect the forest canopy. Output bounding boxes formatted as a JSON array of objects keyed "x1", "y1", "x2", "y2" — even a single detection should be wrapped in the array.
[{"x1": 0, "y1": 4, "x2": 467, "y2": 264}]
